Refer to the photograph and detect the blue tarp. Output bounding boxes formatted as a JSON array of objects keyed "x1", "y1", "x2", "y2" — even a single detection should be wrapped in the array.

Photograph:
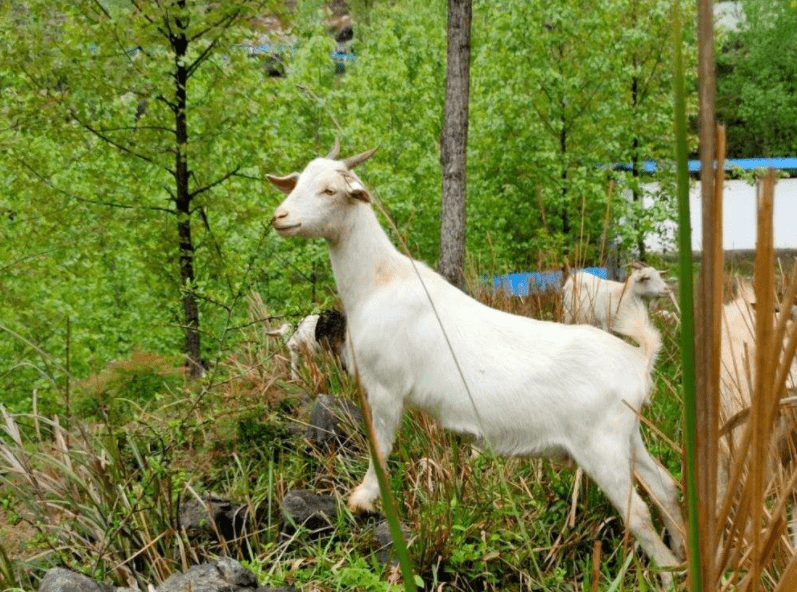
[{"x1": 490, "y1": 267, "x2": 607, "y2": 297}]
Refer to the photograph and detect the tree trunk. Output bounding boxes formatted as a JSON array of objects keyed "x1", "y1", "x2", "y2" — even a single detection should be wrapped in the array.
[
  {"x1": 631, "y1": 73, "x2": 646, "y2": 260},
  {"x1": 560, "y1": 119, "x2": 569, "y2": 237},
  {"x1": 438, "y1": 0, "x2": 471, "y2": 291},
  {"x1": 173, "y1": 9, "x2": 202, "y2": 379}
]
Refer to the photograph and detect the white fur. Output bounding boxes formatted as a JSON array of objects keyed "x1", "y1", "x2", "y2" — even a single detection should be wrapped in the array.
[
  {"x1": 563, "y1": 268, "x2": 669, "y2": 330},
  {"x1": 718, "y1": 287, "x2": 797, "y2": 514},
  {"x1": 563, "y1": 269, "x2": 666, "y2": 392},
  {"x1": 268, "y1": 150, "x2": 685, "y2": 584}
]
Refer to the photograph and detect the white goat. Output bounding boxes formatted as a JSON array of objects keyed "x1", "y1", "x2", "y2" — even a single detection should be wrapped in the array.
[
  {"x1": 719, "y1": 282, "x2": 797, "y2": 506},
  {"x1": 269, "y1": 309, "x2": 350, "y2": 379},
  {"x1": 268, "y1": 145, "x2": 685, "y2": 585},
  {"x1": 562, "y1": 268, "x2": 667, "y2": 387},
  {"x1": 563, "y1": 266, "x2": 670, "y2": 331}
]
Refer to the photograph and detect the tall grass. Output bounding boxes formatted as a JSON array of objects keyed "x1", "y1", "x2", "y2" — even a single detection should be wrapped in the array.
[{"x1": 674, "y1": 0, "x2": 797, "y2": 590}]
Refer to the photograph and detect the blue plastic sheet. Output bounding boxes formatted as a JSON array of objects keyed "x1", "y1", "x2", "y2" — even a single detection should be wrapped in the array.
[{"x1": 489, "y1": 267, "x2": 607, "y2": 296}]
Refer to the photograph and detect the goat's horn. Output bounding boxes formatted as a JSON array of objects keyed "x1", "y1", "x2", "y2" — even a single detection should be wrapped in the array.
[
  {"x1": 326, "y1": 138, "x2": 341, "y2": 159},
  {"x1": 343, "y1": 147, "x2": 378, "y2": 169}
]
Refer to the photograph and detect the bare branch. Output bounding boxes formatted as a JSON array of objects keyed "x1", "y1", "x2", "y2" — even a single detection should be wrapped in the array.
[
  {"x1": 161, "y1": 3, "x2": 175, "y2": 42},
  {"x1": 90, "y1": 0, "x2": 112, "y2": 20},
  {"x1": 189, "y1": 166, "x2": 242, "y2": 199},
  {"x1": 232, "y1": 172, "x2": 264, "y2": 182},
  {"x1": 528, "y1": 97, "x2": 558, "y2": 139},
  {"x1": 18, "y1": 160, "x2": 176, "y2": 215},
  {"x1": 129, "y1": 0, "x2": 155, "y2": 25},
  {"x1": 70, "y1": 110, "x2": 175, "y2": 175},
  {"x1": 95, "y1": 124, "x2": 176, "y2": 135},
  {"x1": 0, "y1": 248, "x2": 62, "y2": 274},
  {"x1": 155, "y1": 94, "x2": 177, "y2": 111},
  {"x1": 197, "y1": 206, "x2": 234, "y2": 295},
  {"x1": 186, "y1": 38, "x2": 218, "y2": 79},
  {"x1": 163, "y1": 185, "x2": 176, "y2": 202},
  {"x1": 188, "y1": 8, "x2": 242, "y2": 43}
]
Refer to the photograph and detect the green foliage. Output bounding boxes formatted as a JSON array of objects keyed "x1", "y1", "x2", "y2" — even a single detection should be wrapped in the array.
[
  {"x1": 72, "y1": 350, "x2": 184, "y2": 424},
  {"x1": 0, "y1": 0, "x2": 695, "y2": 418},
  {"x1": 466, "y1": 0, "x2": 691, "y2": 268},
  {"x1": 717, "y1": 0, "x2": 797, "y2": 157},
  {"x1": 234, "y1": 406, "x2": 294, "y2": 460}
]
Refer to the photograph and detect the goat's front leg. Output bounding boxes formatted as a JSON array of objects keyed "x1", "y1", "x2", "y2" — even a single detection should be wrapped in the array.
[{"x1": 348, "y1": 384, "x2": 404, "y2": 513}]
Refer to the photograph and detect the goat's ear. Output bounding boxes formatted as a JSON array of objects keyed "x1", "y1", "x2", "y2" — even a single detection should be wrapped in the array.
[
  {"x1": 267, "y1": 173, "x2": 299, "y2": 194},
  {"x1": 346, "y1": 178, "x2": 371, "y2": 203}
]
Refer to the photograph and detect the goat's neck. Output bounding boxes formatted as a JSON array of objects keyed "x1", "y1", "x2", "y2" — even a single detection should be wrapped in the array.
[{"x1": 327, "y1": 205, "x2": 402, "y2": 314}]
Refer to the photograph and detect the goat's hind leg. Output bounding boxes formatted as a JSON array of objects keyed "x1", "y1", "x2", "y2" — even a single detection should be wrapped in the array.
[
  {"x1": 572, "y1": 432, "x2": 679, "y2": 588},
  {"x1": 632, "y1": 431, "x2": 686, "y2": 561},
  {"x1": 348, "y1": 383, "x2": 404, "y2": 513}
]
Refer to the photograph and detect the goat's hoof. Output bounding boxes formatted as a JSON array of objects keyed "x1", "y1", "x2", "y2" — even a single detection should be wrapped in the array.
[
  {"x1": 672, "y1": 543, "x2": 686, "y2": 564},
  {"x1": 348, "y1": 488, "x2": 376, "y2": 513}
]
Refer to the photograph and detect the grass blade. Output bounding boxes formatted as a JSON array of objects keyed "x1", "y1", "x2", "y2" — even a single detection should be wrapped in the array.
[{"x1": 672, "y1": 4, "x2": 701, "y2": 591}]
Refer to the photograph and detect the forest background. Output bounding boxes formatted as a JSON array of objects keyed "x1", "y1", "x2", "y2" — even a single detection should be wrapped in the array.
[{"x1": 0, "y1": 0, "x2": 794, "y2": 413}]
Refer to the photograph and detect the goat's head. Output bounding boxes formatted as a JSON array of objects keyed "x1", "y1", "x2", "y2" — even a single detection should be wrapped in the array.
[
  {"x1": 268, "y1": 142, "x2": 377, "y2": 241},
  {"x1": 630, "y1": 265, "x2": 670, "y2": 297}
]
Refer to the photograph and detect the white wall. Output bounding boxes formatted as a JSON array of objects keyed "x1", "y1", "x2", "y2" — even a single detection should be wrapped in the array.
[{"x1": 645, "y1": 178, "x2": 797, "y2": 253}]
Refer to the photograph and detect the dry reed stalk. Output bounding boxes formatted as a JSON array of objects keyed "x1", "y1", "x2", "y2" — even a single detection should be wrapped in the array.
[
  {"x1": 710, "y1": 172, "x2": 797, "y2": 592},
  {"x1": 693, "y1": 122, "x2": 724, "y2": 591},
  {"x1": 748, "y1": 170, "x2": 776, "y2": 592},
  {"x1": 692, "y1": 4, "x2": 721, "y2": 588},
  {"x1": 591, "y1": 540, "x2": 601, "y2": 592}
]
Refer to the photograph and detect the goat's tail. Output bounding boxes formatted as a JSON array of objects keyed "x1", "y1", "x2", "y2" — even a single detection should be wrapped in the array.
[{"x1": 613, "y1": 302, "x2": 662, "y2": 402}]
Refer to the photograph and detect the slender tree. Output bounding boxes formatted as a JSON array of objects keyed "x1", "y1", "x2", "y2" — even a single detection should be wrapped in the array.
[
  {"x1": 0, "y1": 1, "x2": 272, "y2": 378},
  {"x1": 438, "y1": 0, "x2": 471, "y2": 290}
]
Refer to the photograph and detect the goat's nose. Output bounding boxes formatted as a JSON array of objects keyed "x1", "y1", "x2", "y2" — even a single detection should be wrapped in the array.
[{"x1": 271, "y1": 207, "x2": 288, "y2": 226}]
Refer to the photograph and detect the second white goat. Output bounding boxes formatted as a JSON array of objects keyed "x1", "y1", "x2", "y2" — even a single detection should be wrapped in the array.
[
  {"x1": 563, "y1": 266, "x2": 670, "y2": 331},
  {"x1": 268, "y1": 144, "x2": 685, "y2": 585},
  {"x1": 269, "y1": 309, "x2": 350, "y2": 379}
]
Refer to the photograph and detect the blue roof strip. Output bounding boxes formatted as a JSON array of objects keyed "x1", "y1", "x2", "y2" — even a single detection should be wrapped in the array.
[{"x1": 614, "y1": 158, "x2": 797, "y2": 173}]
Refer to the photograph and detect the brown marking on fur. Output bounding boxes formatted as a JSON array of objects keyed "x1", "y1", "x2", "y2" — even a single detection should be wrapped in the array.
[{"x1": 375, "y1": 261, "x2": 399, "y2": 288}]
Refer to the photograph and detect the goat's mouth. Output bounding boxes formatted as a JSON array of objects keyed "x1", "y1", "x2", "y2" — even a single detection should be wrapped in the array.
[{"x1": 272, "y1": 222, "x2": 302, "y2": 235}]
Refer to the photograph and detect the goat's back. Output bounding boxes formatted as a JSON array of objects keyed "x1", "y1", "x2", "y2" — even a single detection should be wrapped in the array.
[
  {"x1": 563, "y1": 271, "x2": 627, "y2": 327},
  {"x1": 348, "y1": 259, "x2": 650, "y2": 457}
]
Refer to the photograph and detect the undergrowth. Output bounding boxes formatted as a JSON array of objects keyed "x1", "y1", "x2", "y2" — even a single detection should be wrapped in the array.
[{"x1": 0, "y1": 282, "x2": 686, "y2": 592}]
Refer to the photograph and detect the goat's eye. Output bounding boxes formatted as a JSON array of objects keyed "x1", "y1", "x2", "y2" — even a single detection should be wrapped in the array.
[
  {"x1": 322, "y1": 188, "x2": 335, "y2": 195},
  {"x1": 639, "y1": 276, "x2": 649, "y2": 282}
]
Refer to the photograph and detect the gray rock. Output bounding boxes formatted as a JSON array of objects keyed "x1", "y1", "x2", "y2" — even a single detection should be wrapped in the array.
[
  {"x1": 305, "y1": 394, "x2": 362, "y2": 448},
  {"x1": 280, "y1": 489, "x2": 338, "y2": 534},
  {"x1": 39, "y1": 568, "x2": 115, "y2": 592},
  {"x1": 179, "y1": 495, "x2": 249, "y2": 543},
  {"x1": 156, "y1": 557, "x2": 256, "y2": 592},
  {"x1": 373, "y1": 520, "x2": 412, "y2": 566},
  {"x1": 37, "y1": 560, "x2": 288, "y2": 592}
]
